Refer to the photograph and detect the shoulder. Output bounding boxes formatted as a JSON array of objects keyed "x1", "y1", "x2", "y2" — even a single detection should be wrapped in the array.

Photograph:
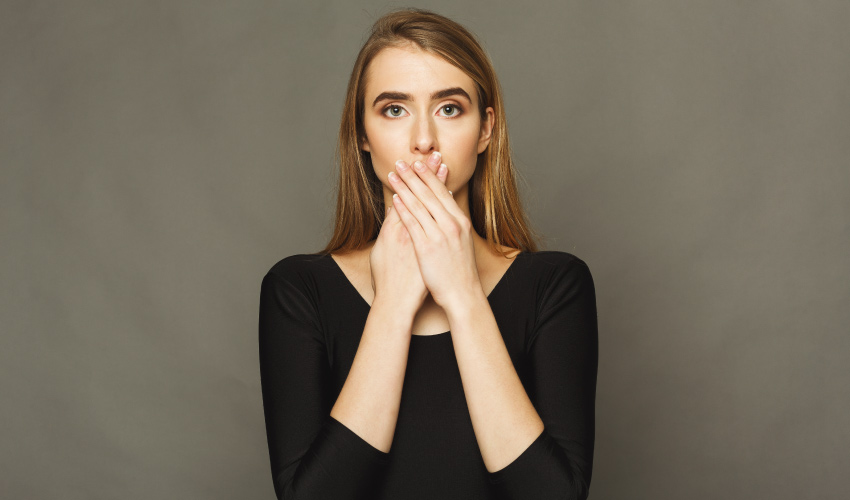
[
  {"x1": 260, "y1": 254, "x2": 328, "y2": 340},
  {"x1": 525, "y1": 250, "x2": 595, "y2": 297},
  {"x1": 263, "y1": 253, "x2": 329, "y2": 294},
  {"x1": 527, "y1": 250, "x2": 592, "y2": 277},
  {"x1": 526, "y1": 251, "x2": 597, "y2": 343},
  {"x1": 260, "y1": 253, "x2": 330, "y2": 316},
  {"x1": 266, "y1": 253, "x2": 326, "y2": 277}
]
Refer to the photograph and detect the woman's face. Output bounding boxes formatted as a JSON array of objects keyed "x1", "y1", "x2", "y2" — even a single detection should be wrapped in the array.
[{"x1": 361, "y1": 44, "x2": 494, "y2": 201}]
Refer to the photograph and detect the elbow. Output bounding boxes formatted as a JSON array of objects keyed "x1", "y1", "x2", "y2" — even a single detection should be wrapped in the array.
[
  {"x1": 273, "y1": 471, "x2": 297, "y2": 500},
  {"x1": 274, "y1": 471, "x2": 324, "y2": 500},
  {"x1": 574, "y1": 479, "x2": 590, "y2": 500},
  {"x1": 272, "y1": 473, "x2": 285, "y2": 500},
  {"x1": 557, "y1": 452, "x2": 591, "y2": 500},
  {"x1": 569, "y1": 464, "x2": 592, "y2": 500}
]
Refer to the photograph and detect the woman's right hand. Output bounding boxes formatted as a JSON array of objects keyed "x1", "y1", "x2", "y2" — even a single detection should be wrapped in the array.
[{"x1": 370, "y1": 153, "x2": 449, "y2": 315}]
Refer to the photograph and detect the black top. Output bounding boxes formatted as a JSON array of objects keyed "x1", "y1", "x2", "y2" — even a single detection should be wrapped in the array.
[{"x1": 258, "y1": 250, "x2": 598, "y2": 500}]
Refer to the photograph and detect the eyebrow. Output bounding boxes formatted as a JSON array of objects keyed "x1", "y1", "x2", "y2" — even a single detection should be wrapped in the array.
[{"x1": 371, "y1": 87, "x2": 472, "y2": 108}]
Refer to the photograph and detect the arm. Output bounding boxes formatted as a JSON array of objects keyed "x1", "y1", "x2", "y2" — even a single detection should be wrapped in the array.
[
  {"x1": 444, "y1": 254, "x2": 598, "y2": 499},
  {"x1": 258, "y1": 264, "x2": 413, "y2": 499}
]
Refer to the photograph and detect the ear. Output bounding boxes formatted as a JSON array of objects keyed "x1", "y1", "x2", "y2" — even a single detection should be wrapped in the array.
[
  {"x1": 477, "y1": 107, "x2": 495, "y2": 154},
  {"x1": 361, "y1": 135, "x2": 371, "y2": 152}
]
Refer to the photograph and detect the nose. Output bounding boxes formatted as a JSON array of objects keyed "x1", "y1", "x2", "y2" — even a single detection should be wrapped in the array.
[{"x1": 411, "y1": 112, "x2": 437, "y2": 158}]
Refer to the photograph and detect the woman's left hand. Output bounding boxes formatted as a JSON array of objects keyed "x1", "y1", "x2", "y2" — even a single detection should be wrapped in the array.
[{"x1": 388, "y1": 152, "x2": 482, "y2": 309}]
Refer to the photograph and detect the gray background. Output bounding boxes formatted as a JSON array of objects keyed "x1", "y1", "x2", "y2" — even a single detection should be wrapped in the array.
[{"x1": 2, "y1": 1, "x2": 848, "y2": 498}]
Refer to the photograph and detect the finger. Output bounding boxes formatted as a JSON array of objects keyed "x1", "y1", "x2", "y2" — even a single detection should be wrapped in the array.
[
  {"x1": 392, "y1": 192, "x2": 426, "y2": 244},
  {"x1": 418, "y1": 153, "x2": 452, "y2": 205},
  {"x1": 409, "y1": 159, "x2": 457, "y2": 219},
  {"x1": 437, "y1": 163, "x2": 459, "y2": 210},
  {"x1": 390, "y1": 163, "x2": 445, "y2": 239},
  {"x1": 437, "y1": 162, "x2": 448, "y2": 184},
  {"x1": 391, "y1": 161, "x2": 454, "y2": 237},
  {"x1": 425, "y1": 150, "x2": 442, "y2": 169},
  {"x1": 434, "y1": 162, "x2": 451, "y2": 194},
  {"x1": 384, "y1": 202, "x2": 402, "y2": 226},
  {"x1": 425, "y1": 152, "x2": 447, "y2": 186}
]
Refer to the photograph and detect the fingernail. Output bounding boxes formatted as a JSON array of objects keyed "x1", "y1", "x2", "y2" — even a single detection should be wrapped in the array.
[
  {"x1": 428, "y1": 151, "x2": 441, "y2": 166},
  {"x1": 413, "y1": 161, "x2": 426, "y2": 172},
  {"x1": 438, "y1": 163, "x2": 447, "y2": 176},
  {"x1": 395, "y1": 160, "x2": 408, "y2": 171}
]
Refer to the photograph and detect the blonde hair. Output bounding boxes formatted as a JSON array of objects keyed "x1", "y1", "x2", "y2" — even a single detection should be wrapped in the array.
[{"x1": 318, "y1": 7, "x2": 541, "y2": 256}]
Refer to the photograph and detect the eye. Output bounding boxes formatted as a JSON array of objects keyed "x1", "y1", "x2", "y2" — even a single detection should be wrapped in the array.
[
  {"x1": 383, "y1": 105, "x2": 407, "y2": 118},
  {"x1": 439, "y1": 104, "x2": 462, "y2": 117},
  {"x1": 381, "y1": 103, "x2": 464, "y2": 119}
]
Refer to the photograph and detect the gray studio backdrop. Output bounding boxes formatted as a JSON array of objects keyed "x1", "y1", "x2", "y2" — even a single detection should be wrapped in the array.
[{"x1": 2, "y1": 1, "x2": 848, "y2": 498}]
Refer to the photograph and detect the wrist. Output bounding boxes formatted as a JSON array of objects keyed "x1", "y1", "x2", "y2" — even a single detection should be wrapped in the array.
[
  {"x1": 372, "y1": 293, "x2": 421, "y2": 319},
  {"x1": 442, "y1": 288, "x2": 488, "y2": 323}
]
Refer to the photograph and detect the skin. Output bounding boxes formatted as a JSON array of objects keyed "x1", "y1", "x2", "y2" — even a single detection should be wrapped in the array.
[
  {"x1": 361, "y1": 44, "x2": 492, "y2": 227},
  {"x1": 330, "y1": 43, "x2": 544, "y2": 472},
  {"x1": 361, "y1": 43, "x2": 514, "y2": 308}
]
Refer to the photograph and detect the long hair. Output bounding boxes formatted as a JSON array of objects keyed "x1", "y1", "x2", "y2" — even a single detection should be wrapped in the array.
[{"x1": 317, "y1": 7, "x2": 541, "y2": 256}]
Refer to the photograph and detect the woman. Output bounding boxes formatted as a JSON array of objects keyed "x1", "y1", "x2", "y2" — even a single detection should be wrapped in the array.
[{"x1": 259, "y1": 8, "x2": 597, "y2": 500}]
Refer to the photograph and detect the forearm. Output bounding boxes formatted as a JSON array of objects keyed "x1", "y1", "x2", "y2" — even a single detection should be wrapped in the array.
[
  {"x1": 445, "y1": 291, "x2": 545, "y2": 472},
  {"x1": 329, "y1": 298, "x2": 413, "y2": 453}
]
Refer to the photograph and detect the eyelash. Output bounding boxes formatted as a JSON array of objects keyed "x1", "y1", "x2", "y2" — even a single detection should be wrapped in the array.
[{"x1": 381, "y1": 103, "x2": 463, "y2": 119}]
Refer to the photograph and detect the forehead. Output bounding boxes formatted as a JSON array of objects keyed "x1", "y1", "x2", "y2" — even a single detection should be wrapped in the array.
[{"x1": 364, "y1": 45, "x2": 476, "y2": 99}]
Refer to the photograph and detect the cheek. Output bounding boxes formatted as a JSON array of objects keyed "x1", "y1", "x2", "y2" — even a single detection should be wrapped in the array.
[
  {"x1": 460, "y1": 127, "x2": 482, "y2": 153},
  {"x1": 444, "y1": 126, "x2": 482, "y2": 162},
  {"x1": 364, "y1": 120, "x2": 406, "y2": 155},
  {"x1": 363, "y1": 121, "x2": 406, "y2": 183}
]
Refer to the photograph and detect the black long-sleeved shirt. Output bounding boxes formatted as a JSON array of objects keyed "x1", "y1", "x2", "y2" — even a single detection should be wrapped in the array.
[{"x1": 258, "y1": 250, "x2": 598, "y2": 499}]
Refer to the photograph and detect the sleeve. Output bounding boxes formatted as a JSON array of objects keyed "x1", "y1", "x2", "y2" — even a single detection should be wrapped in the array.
[
  {"x1": 487, "y1": 255, "x2": 598, "y2": 500},
  {"x1": 258, "y1": 266, "x2": 390, "y2": 500}
]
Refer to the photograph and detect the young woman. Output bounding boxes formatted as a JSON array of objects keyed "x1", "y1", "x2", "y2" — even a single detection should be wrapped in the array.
[{"x1": 259, "y1": 8, "x2": 598, "y2": 500}]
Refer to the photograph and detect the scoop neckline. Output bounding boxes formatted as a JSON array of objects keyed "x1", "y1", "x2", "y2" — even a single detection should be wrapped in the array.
[{"x1": 325, "y1": 251, "x2": 524, "y2": 338}]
